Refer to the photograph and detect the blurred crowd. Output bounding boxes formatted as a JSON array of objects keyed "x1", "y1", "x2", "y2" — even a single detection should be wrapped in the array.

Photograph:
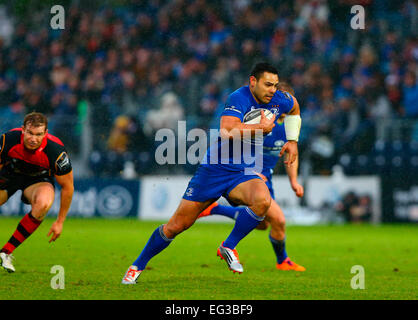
[{"x1": 0, "y1": 0, "x2": 417, "y2": 176}]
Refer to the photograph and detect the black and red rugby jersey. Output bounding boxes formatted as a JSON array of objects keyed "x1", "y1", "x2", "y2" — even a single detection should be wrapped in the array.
[{"x1": 0, "y1": 128, "x2": 72, "y2": 177}]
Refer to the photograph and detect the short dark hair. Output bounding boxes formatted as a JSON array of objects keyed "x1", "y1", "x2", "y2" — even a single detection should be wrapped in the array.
[
  {"x1": 278, "y1": 81, "x2": 295, "y2": 95},
  {"x1": 23, "y1": 112, "x2": 48, "y2": 130},
  {"x1": 250, "y1": 62, "x2": 279, "y2": 80}
]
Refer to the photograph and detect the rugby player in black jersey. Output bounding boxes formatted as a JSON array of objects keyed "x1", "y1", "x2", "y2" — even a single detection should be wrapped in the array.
[{"x1": 0, "y1": 112, "x2": 74, "y2": 272}]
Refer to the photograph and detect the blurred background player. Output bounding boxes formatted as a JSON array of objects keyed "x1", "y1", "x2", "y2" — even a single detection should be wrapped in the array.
[
  {"x1": 122, "y1": 63, "x2": 301, "y2": 284},
  {"x1": 198, "y1": 82, "x2": 305, "y2": 271},
  {"x1": 0, "y1": 112, "x2": 74, "y2": 272}
]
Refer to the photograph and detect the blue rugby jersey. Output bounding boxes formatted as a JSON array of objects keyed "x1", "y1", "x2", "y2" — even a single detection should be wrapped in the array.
[
  {"x1": 261, "y1": 119, "x2": 287, "y2": 178},
  {"x1": 202, "y1": 85, "x2": 294, "y2": 172}
]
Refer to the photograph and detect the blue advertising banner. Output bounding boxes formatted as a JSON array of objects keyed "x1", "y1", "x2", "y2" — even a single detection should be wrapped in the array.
[{"x1": 0, "y1": 179, "x2": 140, "y2": 218}]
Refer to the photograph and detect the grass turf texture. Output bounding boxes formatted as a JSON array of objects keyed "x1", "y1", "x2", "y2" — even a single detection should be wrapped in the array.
[{"x1": 0, "y1": 217, "x2": 416, "y2": 300}]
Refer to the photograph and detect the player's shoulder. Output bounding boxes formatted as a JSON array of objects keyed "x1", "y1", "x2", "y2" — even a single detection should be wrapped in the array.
[
  {"x1": 223, "y1": 86, "x2": 253, "y2": 119},
  {"x1": 3, "y1": 128, "x2": 22, "y2": 146},
  {"x1": 44, "y1": 133, "x2": 67, "y2": 157},
  {"x1": 272, "y1": 90, "x2": 295, "y2": 112},
  {"x1": 226, "y1": 85, "x2": 252, "y2": 105},
  {"x1": 46, "y1": 133, "x2": 65, "y2": 147},
  {"x1": 5, "y1": 128, "x2": 23, "y2": 137},
  {"x1": 44, "y1": 134, "x2": 72, "y2": 175},
  {"x1": 273, "y1": 90, "x2": 293, "y2": 103}
]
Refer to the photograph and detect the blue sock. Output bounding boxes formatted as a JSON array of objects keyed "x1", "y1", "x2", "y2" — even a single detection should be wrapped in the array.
[
  {"x1": 132, "y1": 225, "x2": 173, "y2": 270},
  {"x1": 269, "y1": 234, "x2": 288, "y2": 264},
  {"x1": 211, "y1": 205, "x2": 240, "y2": 220},
  {"x1": 223, "y1": 207, "x2": 264, "y2": 249}
]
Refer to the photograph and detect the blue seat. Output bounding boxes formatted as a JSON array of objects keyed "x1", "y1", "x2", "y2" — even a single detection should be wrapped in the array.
[
  {"x1": 354, "y1": 154, "x2": 371, "y2": 175},
  {"x1": 338, "y1": 154, "x2": 354, "y2": 175}
]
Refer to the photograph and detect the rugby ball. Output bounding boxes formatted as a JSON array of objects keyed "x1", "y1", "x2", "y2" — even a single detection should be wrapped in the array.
[{"x1": 243, "y1": 108, "x2": 274, "y2": 124}]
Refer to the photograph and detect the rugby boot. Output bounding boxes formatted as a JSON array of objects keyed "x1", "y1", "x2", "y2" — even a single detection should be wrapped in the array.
[
  {"x1": 276, "y1": 257, "x2": 306, "y2": 271},
  {"x1": 217, "y1": 242, "x2": 243, "y2": 274},
  {"x1": 121, "y1": 265, "x2": 142, "y2": 284},
  {"x1": 0, "y1": 252, "x2": 15, "y2": 273}
]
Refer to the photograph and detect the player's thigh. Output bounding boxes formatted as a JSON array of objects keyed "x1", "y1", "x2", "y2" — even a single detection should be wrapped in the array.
[
  {"x1": 0, "y1": 189, "x2": 8, "y2": 206},
  {"x1": 23, "y1": 182, "x2": 55, "y2": 211},
  {"x1": 228, "y1": 178, "x2": 271, "y2": 210},
  {"x1": 164, "y1": 198, "x2": 215, "y2": 236},
  {"x1": 265, "y1": 200, "x2": 286, "y2": 228}
]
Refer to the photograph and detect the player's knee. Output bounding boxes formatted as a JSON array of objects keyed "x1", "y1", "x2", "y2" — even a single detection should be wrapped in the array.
[
  {"x1": 165, "y1": 220, "x2": 192, "y2": 238},
  {"x1": 251, "y1": 196, "x2": 271, "y2": 216},
  {"x1": 33, "y1": 197, "x2": 52, "y2": 214}
]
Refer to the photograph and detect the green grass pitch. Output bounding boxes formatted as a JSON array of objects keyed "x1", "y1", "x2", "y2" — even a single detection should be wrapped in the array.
[{"x1": 0, "y1": 217, "x2": 417, "y2": 300}]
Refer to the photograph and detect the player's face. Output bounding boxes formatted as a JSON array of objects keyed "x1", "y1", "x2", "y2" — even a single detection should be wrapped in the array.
[
  {"x1": 22, "y1": 124, "x2": 47, "y2": 150},
  {"x1": 250, "y1": 72, "x2": 279, "y2": 104}
]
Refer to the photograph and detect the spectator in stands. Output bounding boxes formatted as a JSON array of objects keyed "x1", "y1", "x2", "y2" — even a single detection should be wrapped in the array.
[
  {"x1": 401, "y1": 71, "x2": 418, "y2": 118},
  {"x1": 145, "y1": 91, "x2": 184, "y2": 135},
  {"x1": 367, "y1": 90, "x2": 392, "y2": 120},
  {"x1": 99, "y1": 114, "x2": 152, "y2": 176},
  {"x1": 333, "y1": 97, "x2": 360, "y2": 153},
  {"x1": 107, "y1": 115, "x2": 132, "y2": 155},
  {"x1": 0, "y1": 0, "x2": 417, "y2": 176},
  {"x1": 335, "y1": 192, "x2": 372, "y2": 223}
]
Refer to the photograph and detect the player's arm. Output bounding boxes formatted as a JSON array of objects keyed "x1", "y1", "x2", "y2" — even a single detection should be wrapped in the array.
[
  {"x1": 287, "y1": 94, "x2": 300, "y2": 115},
  {"x1": 279, "y1": 95, "x2": 301, "y2": 167},
  {"x1": 284, "y1": 152, "x2": 304, "y2": 198},
  {"x1": 220, "y1": 111, "x2": 276, "y2": 139},
  {"x1": 47, "y1": 170, "x2": 74, "y2": 243},
  {"x1": 55, "y1": 170, "x2": 74, "y2": 224}
]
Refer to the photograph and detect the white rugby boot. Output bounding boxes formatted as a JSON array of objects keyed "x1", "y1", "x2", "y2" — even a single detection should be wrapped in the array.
[
  {"x1": 121, "y1": 265, "x2": 142, "y2": 284},
  {"x1": 217, "y1": 242, "x2": 243, "y2": 274},
  {"x1": 0, "y1": 252, "x2": 15, "y2": 273}
]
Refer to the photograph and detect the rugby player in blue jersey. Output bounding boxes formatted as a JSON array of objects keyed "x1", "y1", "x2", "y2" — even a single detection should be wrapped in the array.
[
  {"x1": 122, "y1": 63, "x2": 301, "y2": 283},
  {"x1": 197, "y1": 82, "x2": 306, "y2": 272}
]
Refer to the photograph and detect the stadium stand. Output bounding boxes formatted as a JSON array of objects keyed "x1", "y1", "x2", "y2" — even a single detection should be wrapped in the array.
[{"x1": 0, "y1": 0, "x2": 416, "y2": 177}]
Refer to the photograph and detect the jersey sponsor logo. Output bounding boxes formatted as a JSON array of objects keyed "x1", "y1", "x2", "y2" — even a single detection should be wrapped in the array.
[
  {"x1": 263, "y1": 140, "x2": 285, "y2": 153},
  {"x1": 56, "y1": 152, "x2": 71, "y2": 171},
  {"x1": 270, "y1": 107, "x2": 279, "y2": 115},
  {"x1": 185, "y1": 187, "x2": 194, "y2": 197},
  {"x1": 224, "y1": 106, "x2": 242, "y2": 114},
  {"x1": 249, "y1": 105, "x2": 280, "y2": 115},
  {"x1": 266, "y1": 106, "x2": 280, "y2": 115},
  {"x1": 274, "y1": 140, "x2": 285, "y2": 147}
]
